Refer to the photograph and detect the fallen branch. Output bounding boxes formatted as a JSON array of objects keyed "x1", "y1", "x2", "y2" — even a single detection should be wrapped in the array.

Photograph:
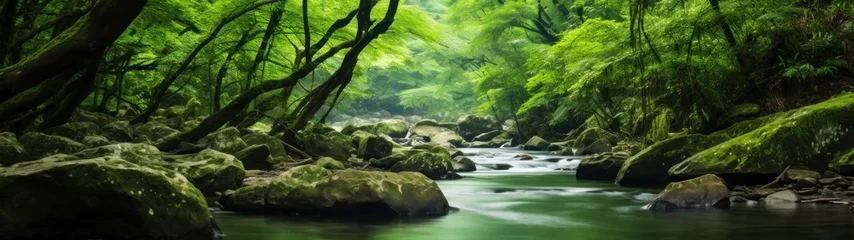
[
  {"x1": 800, "y1": 198, "x2": 841, "y2": 203},
  {"x1": 760, "y1": 166, "x2": 790, "y2": 189},
  {"x1": 277, "y1": 138, "x2": 311, "y2": 159}
]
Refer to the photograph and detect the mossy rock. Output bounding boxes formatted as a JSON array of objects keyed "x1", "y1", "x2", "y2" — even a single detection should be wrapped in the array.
[
  {"x1": 523, "y1": 136, "x2": 550, "y2": 151},
  {"x1": 452, "y1": 156, "x2": 477, "y2": 172},
  {"x1": 573, "y1": 127, "x2": 617, "y2": 149},
  {"x1": 373, "y1": 119, "x2": 410, "y2": 138},
  {"x1": 616, "y1": 134, "x2": 729, "y2": 187},
  {"x1": 73, "y1": 143, "x2": 163, "y2": 166},
  {"x1": 669, "y1": 93, "x2": 854, "y2": 184},
  {"x1": 163, "y1": 149, "x2": 246, "y2": 196},
  {"x1": 0, "y1": 132, "x2": 29, "y2": 166},
  {"x1": 577, "y1": 139, "x2": 612, "y2": 155},
  {"x1": 197, "y1": 127, "x2": 248, "y2": 155},
  {"x1": 19, "y1": 132, "x2": 86, "y2": 159},
  {"x1": 389, "y1": 152, "x2": 453, "y2": 179},
  {"x1": 43, "y1": 122, "x2": 103, "y2": 142},
  {"x1": 154, "y1": 117, "x2": 185, "y2": 131},
  {"x1": 357, "y1": 136, "x2": 393, "y2": 160},
  {"x1": 101, "y1": 121, "x2": 133, "y2": 142},
  {"x1": 411, "y1": 122, "x2": 464, "y2": 147},
  {"x1": 235, "y1": 144, "x2": 276, "y2": 170},
  {"x1": 457, "y1": 115, "x2": 501, "y2": 141},
  {"x1": 315, "y1": 157, "x2": 345, "y2": 170},
  {"x1": 242, "y1": 133, "x2": 289, "y2": 161},
  {"x1": 301, "y1": 131, "x2": 352, "y2": 161},
  {"x1": 82, "y1": 135, "x2": 111, "y2": 148},
  {"x1": 224, "y1": 166, "x2": 449, "y2": 216},
  {"x1": 153, "y1": 106, "x2": 186, "y2": 120},
  {"x1": 182, "y1": 97, "x2": 201, "y2": 120},
  {"x1": 0, "y1": 157, "x2": 213, "y2": 239},
  {"x1": 69, "y1": 109, "x2": 118, "y2": 127},
  {"x1": 830, "y1": 149, "x2": 854, "y2": 175},
  {"x1": 647, "y1": 174, "x2": 729, "y2": 210},
  {"x1": 349, "y1": 130, "x2": 377, "y2": 147},
  {"x1": 369, "y1": 153, "x2": 409, "y2": 169},
  {"x1": 342, "y1": 124, "x2": 374, "y2": 136},
  {"x1": 133, "y1": 122, "x2": 179, "y2": 143},
  {"x1": 576, "y1": 153, "x2": 628, "y2": 181},
  {"x1": 472, "y1": 130, "x2": 503, "y2": 142}
]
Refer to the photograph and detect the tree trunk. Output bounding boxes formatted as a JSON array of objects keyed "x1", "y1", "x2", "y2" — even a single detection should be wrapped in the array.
[
  {"x1": 0, "y1": 0, "x2": 19, "y2": 66},
  {"x1": 709, "y1": 0, "x2": 737, "y2": 47},
  {"x1": 40, "y1": 53, "x2": 104, "y2": 130},
  {"x1": 246, "y1": 8, "x2": 283, "y2": 91},
  {"x1": 215, "y1": 29, "x2": 255, "y2": 111}
]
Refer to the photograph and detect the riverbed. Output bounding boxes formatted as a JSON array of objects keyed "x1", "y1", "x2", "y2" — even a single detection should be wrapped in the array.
[{"x1": 214, "y1": 148, "x2": 854, "y2": 239}]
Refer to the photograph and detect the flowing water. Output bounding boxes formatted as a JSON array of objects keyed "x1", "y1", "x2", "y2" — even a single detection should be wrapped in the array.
[{"x1": 214, "y1": 148, "x2": 854, "y2": 240}]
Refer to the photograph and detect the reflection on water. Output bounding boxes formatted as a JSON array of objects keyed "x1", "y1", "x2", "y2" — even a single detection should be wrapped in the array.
[{"x1": 215, "y1": 149, "x2": 854, "y2": 240}]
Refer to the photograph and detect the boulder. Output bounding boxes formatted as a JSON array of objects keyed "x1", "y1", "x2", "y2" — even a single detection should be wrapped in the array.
[
  {"x1": 133, "y1": 121, "x2": 179, "y2": 143},
  {"x1": 765, "y1": 190, "x2": 799, "y2": 203},
  {"x1": 389, "y1": 152, "x2": 453, "y2": 179},
  {"x1": 73, "y1": 143, "x2": 163, "y2": 166},
  {"x1": 576, "y1": 153, "x2": 628, "y2": 181},
  {"x1": 646, "y1": 174, "x2": 730, "y2": 210},
  {"x1": 82, "y1": 135, "x2": 111, "y2": 148},
  {"x1": 153, "y1": 106, "x2": 186, "y2": 119},
  {"x1": 301, "y1": 131, "x2": 352, "y2": 161},
  {"x1": 452, "y1": 156, "x2": 477, "y2": 172},
  {"x1": 670, "y1": 93, "x2": 854, "y2": 184},
  {"x1": 315, "y1": 157, "x2": 345, "y2": 170},
  {"x1": 42, "y1": 122, "x2": 103, "y2": 142},
  {"x1": 197, "y1": 127, "x2": 248, "y2": 155},
  {"x1": 481, "y1": 163, "x2": 512, "y2": 170},
  {"x1": 0, "y1": 132, "x2": 29, "y2": 166},
  {"x1": 101, "y1": 121, "x2": 134, "y2": 142},
  {"x1": 242, "y1": 133, "x2": 289, "y2": 161},
  {"x1": 235, "y1": 145, "x2": 276, "y2": 170},
  {"x1": 522, "y1": 136, "x2": 550, "y2": 151},
  {"x1": 472, "y1": 130, "x2": 502, "y2": 142},
  {"x1": 616, "y1": 134, "x2": 728, "y2": 186},
  {"x1": 222, "y1": 165, "x2": 450, "y2": 216},
  {"x1": 69, "y1": 109, "x2": 117, "y2": 127},
  {"x1": 410, "y1": 120, "x2": 463, "y2": 147},
  {"x1": 370, "y1": 153, "x2": 409, "y2": 169},
  {"x1": 155, "y1": 117, "x2": 185, "y2": 131},
  {"x1": 342, "y1": 124, "x2": 374, "y2": 136},
  {"x1": 358, "y1": 136, "x2": 393, "y2": 160},
  {"x1": 458, "y1": 115, "x2": 501, "y2": 141},
  {"x1": 0, "y1": 157, "x2": 213, "y2": 239},
  {"x1": 785, "y1": 169, "x2": 821, "y2": 188},
  {"x1": 373, "y1": 119, "x2": 410, "y2": 138},
  {"x1": 830, "y1": 149, "x2": 854, "y2": 176},
  {"x1": 19, "y1": 132, "x2": 86, "y2": 159},
  {"x1": 349, "y1": 130, "x2": 377, "y2": 147},
  {"x1": 573, "y1": 128, "x2": 617, "y2": 150},
  {"x1": 577, "y1": 139, "x2": 612, "y2": 155},
  {"x1": 163, "y1": 149, "x2": 246, "y2": 196}
]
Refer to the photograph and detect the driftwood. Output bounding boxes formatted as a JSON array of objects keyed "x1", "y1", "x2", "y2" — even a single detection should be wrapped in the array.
[
  {"x1": 760, "y1": 166, "x2": 791, "y2": 189},
  {"x1": 800, "y1": 198, "x2": 841, "y2": 203}
]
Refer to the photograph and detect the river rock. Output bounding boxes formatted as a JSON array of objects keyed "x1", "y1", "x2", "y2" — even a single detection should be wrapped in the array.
[
  {"x1": 458, "y1": 115, "x2": 501, "y2": 141},
  {"x1": 315, "y1": 157, "x2": 345, "y2": 170},
  {"x1": 69, "y1": 109, "x2": 117, "y2": 127},
  {"x1": 452, "y1": 156, "x2": 477, "y2": 172},
  {"x1": 235, "y1": 144, "x2": 276, "y2": 170},
  {"x1": 222, "y1": 165, "x2": 450, "y2": 216},
  {"x1": 101, "y1": 121, "x2": 134, "y2": 142},
  {"x1": 523, "y1": 136, "x2": 550, "y2": 150},
  {"x1": 670, "y1": 93, "x2": 854, "y2": 184},
  {"x1": 576, "y1": 153, "x2": 628, "y2": 181},
  {"x1": 197, "y1": 127, "x2": 248, "y2": 155},
  {"x1": 481, "y1": 163, "x2": 513, "y2": 170},
  {"x1": 411, "y1": 120, "x2": 463, "y2": 147},
  {"x1": 0, "y1": 132, "x2": 29, "y2": 166},
  {"x1": 647, "y1": 174, "x2": 730, "y2": 210},
  {"x1": 162, "y1": 149, "x2": 245, "y2": 196},
  {"x1": 342, "y1": 124, "x2": 374, "y2": 135},
  {"x1": 765, "y1": 190, "x2": 799, "y2": 203},
  {"x1": 370, "y1": 153, "x2": 409, "y2": 169},
  {"x1": 472, "y1": 130, "x2": 503, "y2": 142},
  {"x1": 358, "y1": 136, "x2": 393, "y2": 160},
  {"x1": 573, "y1": 128, "x2": 617, "y2": 151},
  {"x1": 577, "y1": 139, "x2": 612, "y2": 155},
  {"x1": 389, "y1": 152, "x2": 453, "y2": 179},
  {"x1": 616, "y1": 134, "x2": 728, "y2": 187},
  {"x1": 0, "y1": 157, "x2": 213, "y2": 239},
  {"x1": 42, "y1": 122, "x2": 103, "y2": 142},
  {"x1": 19, "y1": 132, "x2": 86, "y2": 159},
  {"x1": 153, "y1": 106, "x2": 186, "y2": 120},
  {"x1": 373, "y1": 119, "x2": 409, "y2": 138},
  {"x1": 785, "y1": 169, "x2": 821, "y2": 188},
  {"x1": 133, "y1": 121, "x2": 179, "y2": 143},
  {"x1": 82, "y1": 135, "x2": 111, "y2": 148}
]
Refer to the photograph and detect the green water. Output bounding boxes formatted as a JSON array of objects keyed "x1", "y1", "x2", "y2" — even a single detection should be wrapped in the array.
[{"x1": 214, "y1": 172, "x2": 854, "y2": 240}]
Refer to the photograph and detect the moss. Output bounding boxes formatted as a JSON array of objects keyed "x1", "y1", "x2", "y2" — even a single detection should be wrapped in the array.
[
  {"x1": 315, "y1": 157, "x2": 345, "y2": 170},
  {"x1": 182, "y1": 97, "x2": 201, "y2": 120},
  {"x1": 101, "y1": 121, "x2": 134, "y2": 142},
  {"x1": 166, "y1": 149, "x2": 245, "y2": 196},
  {"x1": 357, "y1": 136, "x2": 393, "y2": 160},
  {"x1": 0, "y1": 132, "x2": 29, "y2": 166},
  {"x1": 19, "y1": 132, "x2": 86, "y2": 159},
  {"x1": 457, "y1": 115, "x2": 501, "y2": 141},
  {"x1": 670, "y1": 93, "x2": 854, "y2": 182},
  {"x1": 573, "y1": 127, "x2": 617, "y2": 149},
  {"x1": 43, "y1": 122, "x2": 103, "y2": 142},
  {"x1": 133, "y1": 122, "x2": 179, "y2": 142},
  {"x1": 197, "y1": 127, "x2": 248, "y2": 155},
  {"x1": 523, "y1": 136, "x2": 550, "y2": 150},
  {"x1": 349, "y1": 130, "x2": 377, "y2": 147},
  {"x1": 389, "y1": 152, "x2": 453, "y2": 179},
  {"x1": 373, "y1": 119, "x2": 409, "y2": 138},
  {"x1": 616, "y1": 134, "x2": 729, "y2": 186},
  {"x1": 830, "y1": 148, "x2": 854, "y2": 175},
  {"x1": 242, "y1": 133, "x2": 289, "y2": 160}
]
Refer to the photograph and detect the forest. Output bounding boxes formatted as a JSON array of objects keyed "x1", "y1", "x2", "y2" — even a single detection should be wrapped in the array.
[{"x1": 1, "y1": 0, "x2": 854, "y2": 239}]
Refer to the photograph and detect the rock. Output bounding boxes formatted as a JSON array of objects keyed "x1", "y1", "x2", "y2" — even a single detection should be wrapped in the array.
[
  {"x1": 722, "y1": 103, "x2": 761, "y2": 125},
  {"x1": 547, "y1": 143, "x2": 565, "y2": 151},
  {"x1": 410, "y1": 120, "x2": 464, "y2": 147},
  {"x1": 223, "y1": 165, "x2": 450, "y2": 216},
  {"x1": 481, "y1": 163, "x2": 512, "y2": 170},
  {"x1": 349, "y1": 130, "x2": 377, "y2": 147},
  {"x1": 101, "y1": 121, "x2": 134, "y2": 142},
  {"x1": 818, "y1": 177, "x2": 847, "y2": 185},
  {"x1": 616, "y1": 134, "x2": 728, "y2": 187},
  {"x1": 671, "y1": 93, "x2": 854, "y2": 184},
  {"x1": 153, "y1": 106, "x2": 186, "y2": 119},
  {"x1": 577, "y1": 139, "x2": 612, "y2": 155},
  {"x1": 576, "y1": 153, "x2": 627, "y2": 181},
  {"x1": 358, "y1": 136, "x2": 393, "y2": 160},
  {"x1": 342, "y1": 124, "x2": 374, "y2": 136},
  {"x1": 0, "y1": 157, "x2": 213, "y2": 239},
  {"x1": 472, "y1": 130, "x2": 502, "y2": 142},
  {"x1": 133, "y1": 121, "x2": 179, "y2": 143},
  {"x1": 458, "y1": 115, "x2": 501, "y2": 141},
  {"x1": 301, "y1": 131, "x2": 352, "y2": 161},
  {"x1": 573, "y1": 128, "x2": 617, "y2": 151},
  {"x1": 452, "y1": 156, "x2": 477, "y2": 172},
  {"x1": 19, "y1": 132, "x2": 86, "y2": 159},
  {"x1": 438, "y1": 171, "x2": 463, "y2": 180},
  {"x1": 469, "y1": 141, "x2": 495, "y2": 148},
  {"x1": 744, "y1": 188, "x2": 778, "y2": 200},
  {"x1": 0, "y1": 132, "x2": 29, "y2": 166},
  {"x1": 82, "y1": 135, "x2": 111, "y2": 148},
  {"x1": 182, "y1": 97, "x2": 201, "y2": 120},
  {"x1": 155, "y1": 117, "x2": 185, "y2": 131},
  {"x1": 389, "y1": 152, "x2": 453, "y2": 179},
  {"x1": 785, "y1": 169, "x2": 821, "y2": 188},
  {"x1": 515, "y1": 154, "x2": 534, "y2": 160},
  {"x1": 163, "y1": 149, "x2": 246, "y2": 196},
  {"x1": 447, "y1": 148, "x2": 464, "y2": 159},
  {"x1": 373, "y1": 119, "x2": 410, "y2": 138},
  {"x1": 557, "y1": 147, "x2": 574, "y2": 156},
  {"x1": 647, "y1": 174, "x2": 730, "y2": 210},
  {"x1": 242, "y1": 133, "x2": 289, "y2": 161},
  {"x1": 69, "y1": 109, "x2": 117, "y2": 127},
  {"x1": 765, "y1": 190, "x2": 799, "y2": 203},
  {"x1": 73, "y1": 143, "x2": 162, "y2": 165},
  {"x1": 235, "y1": 145, "x2": 275, "y2": 170},
  {"x1": 370, "y1": 153, "x2": 409, "y2": 169},
  {"x1": 522, "y1": 136, "x2": 550, "y2": 151},
  {"x1": 315, "y1": 157, "x2": 345, "y2": 170},
  {"x1": 42, "y1": 122, "x2": 103, "y2": 142},
  {"x1": 197, "y1": 127, "x2": 248, "y2": 155}
]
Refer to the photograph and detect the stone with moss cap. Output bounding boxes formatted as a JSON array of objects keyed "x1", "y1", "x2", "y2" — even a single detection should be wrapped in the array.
[
  {"x1": 830, "y1": 149, "x2": 854, "y2": 175},
  {"x1": 235, "y1": 144, "x2": 278, "y2": 170},
  {"x1": 389, "y1": 152, "x2": 453, "y2": 179},
  {"x1": 342, "y1": 124, "x2": 374, "y2": 136},
  {"x1": 19, "y1": 132, "x2": 86, "y2": 159},
  {"x1": 647, "y1": 174, "x2": 730, "y2": 210},
  {"x1": 458, "y1": 115, "x2": 501, "y2": 141},
  {"x1": 315, "y1": 157, "x2": 346, "y2": 170},
  {"x1": 164, "y1": 149, "x2": 246, "y2": 196},
  {"x1": 197, "y1": 127, "x2": 248, "y2": 155},
  {"x1": 69, "y1": 109, "x2": 118, "y2": 127},
  {"x1": 0, "y1": 132, "x2": 29, "y2": 166},
  {"x1": 242, "y1": 133, "x2": 289, "y2": 161},
  {"x1": 616, "y1": 134, "x2": 730, "y2": 186},
  {"x1": 669, "y1": 93, "x2": 854, "y2": 184},
  {"x1": 0, "y1": 157, "x2": 213, "y2": 239},
  {"x1": 349, "y1": 130, "x2": 377, "y2": 147},
  {"x1": 373, "y1": 119, "x2": 410, "y2": 138},
  {"x1": 576, "y1": 152, "x2": 628, "y2": 181},
  {"x1": 182, "y1": 97, "x2": 202, "y2": 120},
  {"x1": 411, "y1": 120, "x2": 463, "y2": 147},
  {"x1": 523, "y1": 136, "x2": 550, "y2": 150},
  {"x1": 573, "y1": 127, "x2": 617, "y2": 151},
  {"x1": 223, "y1": 165, "x2": 449, "y2": 216},
  {"x1": 300, "y1": 131, "x2": 352, "y2": 161},
  {"x1": 101, "y1": 121, "x2": 134, "y2": 142},
  {"x1": 133, "y1": 121, "x2": 179, "y2": 143},
  {"x1": 43, "y1": 122, "x2": 103, "y2": 142},
  {"x1": 358, "y1": 136, "x2": 393, "y2": 160}
]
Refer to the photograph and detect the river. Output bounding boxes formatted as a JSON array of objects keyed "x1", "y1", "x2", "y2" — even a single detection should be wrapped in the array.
[{"x1": 213, "y1": 148, "x2": 854, "y2": 239}]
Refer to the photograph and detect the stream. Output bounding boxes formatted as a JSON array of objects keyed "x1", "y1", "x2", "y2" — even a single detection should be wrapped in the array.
[{"x1": 213, "y1": 148, "x2": 854, "y2": 239}]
